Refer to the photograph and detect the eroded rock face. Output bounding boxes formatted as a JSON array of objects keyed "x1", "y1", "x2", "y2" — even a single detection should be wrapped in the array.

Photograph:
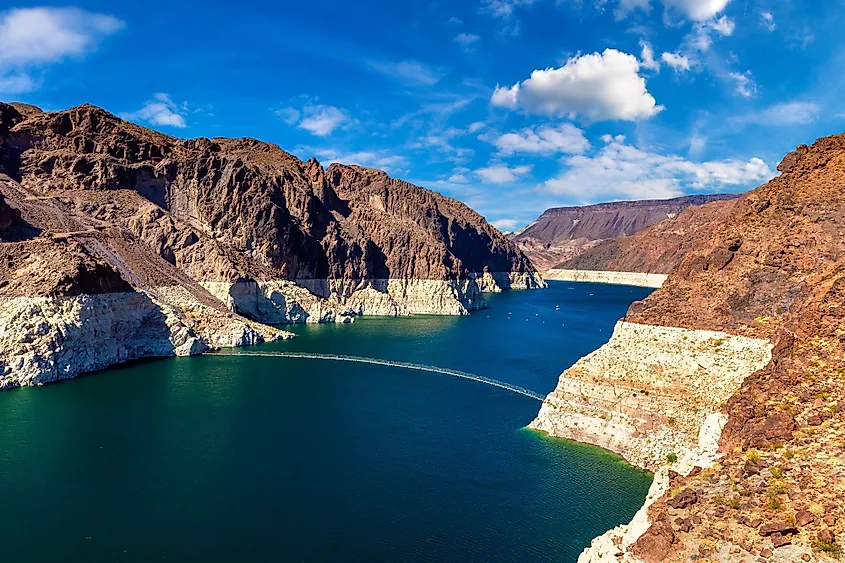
[
  {"x1": 556, "y1": 197, "x2": 739, "y2": 275},
  {"x1": 536, "y1": 132, "x2": 845, "y2": 562},
  {"x1": 0, "y1": 103, "x2": 541, "y2": 291},
  {"x1": 514, "y1": 194, "x2": 739, "y2": 271},
  {"x1": 0, "y1": 102, "x2": 542, "y2": 388}
]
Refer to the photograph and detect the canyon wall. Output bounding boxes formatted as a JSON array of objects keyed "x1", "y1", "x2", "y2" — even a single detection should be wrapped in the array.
[{"x1": 533, "y1": 133, "x2": 845, "y2": 561}]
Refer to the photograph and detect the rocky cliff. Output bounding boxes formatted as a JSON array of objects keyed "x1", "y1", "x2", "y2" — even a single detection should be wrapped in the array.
[
  {"x1": 514, "y1": 194, "x2": 739, "y2": 270},
  {"x1": 553, "y1": 197, "x2": 738, "y2": 276},
  {"x1": 0, "y1": 101, "x2": 543, "y2": 389},
  {"x1": 533, "y1": 134, "x2": 845, "y2": 562}
]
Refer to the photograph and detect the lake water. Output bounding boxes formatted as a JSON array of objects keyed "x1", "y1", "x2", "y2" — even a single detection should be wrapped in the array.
[{"x1": 0, "y1": 281, "x2": 654, "y2": 562}]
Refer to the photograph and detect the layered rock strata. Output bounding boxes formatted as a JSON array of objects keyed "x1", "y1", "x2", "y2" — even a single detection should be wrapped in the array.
[
  {"x1": 543, "y1": 269, "x2": 668, "y2": 289},
  {"x1": 533, "y1": 133, "x2": 845, "y2": 561},
  {"x1": 514, "y1": 194, "x2": 739, "y2": 270}
]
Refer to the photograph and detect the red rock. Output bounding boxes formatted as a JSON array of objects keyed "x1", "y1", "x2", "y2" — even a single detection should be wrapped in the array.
[
  {"x1": 759, "y1": 521, "x2": 798, "y2": 536},
  {"x1": 667, "y1": 489, "x2": 698, "y2": 509},
  {"x1": 770, "y1": 532, "x2": 791, "y2": 548},
  {"x1": 795, "y1": 510, "x2": 814, "y2": 526}
]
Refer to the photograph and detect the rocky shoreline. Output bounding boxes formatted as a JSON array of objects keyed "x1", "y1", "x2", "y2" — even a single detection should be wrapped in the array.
[
  {"x1": 543, "y1": 269, "x2": 668, "y2": 289},
  {"x1": 530, "y1": 321, "x2": 773, "y2": 561}
]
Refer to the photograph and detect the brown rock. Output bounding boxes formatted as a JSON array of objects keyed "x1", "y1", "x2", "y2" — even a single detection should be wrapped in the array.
[
  {"x1": 795, "y1": 510, "x2": 814, "y2": 527},
  {"x1": 818, "y1": 529, "x2": 835, "y2": 543},
  {"x1": 770, "y1": 532, "x2": 791, "y2": 548},
  {"x1": 759, "y1": 521, "x2": 798, "y2": 536},
  {"x1": 631, "y1": 516, "x2": 676, "y2": 563},
  {"x1": 667, "y1": 488, "x2": 699, "y2": 509}
]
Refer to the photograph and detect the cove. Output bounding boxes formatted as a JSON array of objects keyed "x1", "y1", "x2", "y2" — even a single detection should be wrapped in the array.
[{"x1": 0, "y1": 281, "x2": 654, "y2": 562}]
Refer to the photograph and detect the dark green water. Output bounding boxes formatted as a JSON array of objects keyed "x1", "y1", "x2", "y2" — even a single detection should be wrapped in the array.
[{"x1": 0, "y1": 282, "x2": 653, "y2": 562}]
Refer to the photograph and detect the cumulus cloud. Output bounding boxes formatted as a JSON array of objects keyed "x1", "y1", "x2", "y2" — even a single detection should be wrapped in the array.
[
  {"x1": 475, "y1": 164, "x2": 533, "y2": 184},
  {"x1": 490, "y1": 49, "x2": 663, "y2": 121},
  {"x1": 661, "y1": 51, "x2": 691, "y2": 72},
  {"x1": 121, "y1": 94, "x2": 187, "y2": 128},
  {"x1": 276, "y1": 103, "x2": 352, "y2": 137},
  {"x1": 490, "y1": 123, "x2": 590, "y2": 156},
  {"x1": 0, "y1": 6, "x2": 123, "y2": 93},
  {"x1": 368, "y1": 60, "x2": 442, "y2": 86},
  {"x1": 542, "y1": 135, "x2": 773, "y2": 203},
  {"x1": 640, "y1": 40, "x2": 661, "y2": 72},
  {"x1": 662, "y1": 0, "x2": 731, "y2": 21}
]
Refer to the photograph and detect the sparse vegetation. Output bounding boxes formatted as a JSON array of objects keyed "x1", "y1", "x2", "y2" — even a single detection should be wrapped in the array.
[
  {"x1": 746, "y1": 449, "x2": 761, "y2": 463},
  {"x1": 666, "y1": 452, "x2": 678, "y2": 464},
  {"x1": 812, "y1": 540, "x2": 842, "y2": 559},
  {"x1": 764, "y1": 495, "x2": 783, "y2": 511}
]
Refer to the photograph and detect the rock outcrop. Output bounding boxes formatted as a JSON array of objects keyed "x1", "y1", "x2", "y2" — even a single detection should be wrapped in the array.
[
  {"x1": 533, "y1": 133, "x2": 845, "y2": 561},
  {"x1": 0, "y1": 101, "x2": 543, "y2": 389},
  {"x1": 514, "y1": 194, "x2": 739, "y2": 270}
]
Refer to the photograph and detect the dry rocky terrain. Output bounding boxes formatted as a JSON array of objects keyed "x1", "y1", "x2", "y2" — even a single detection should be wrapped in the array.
[{"x1": 533, "y1": 133, "x2": 845, "y2": 562}]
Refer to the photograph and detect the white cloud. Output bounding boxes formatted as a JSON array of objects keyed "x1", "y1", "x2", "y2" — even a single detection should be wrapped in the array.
[
  {"x1": 684, "y1": 15, "x2": 734, "y2": 54},
  {"x1": 454, "y1": 33, "x2": 481, "y2": 47},
  {"x1": 542, "y1": 136, "x2": 773, "y2": 203},
  {"x1": 491, "y1": 123, "x2": 590, "y2": 156},
  {"x1": 616, "y1": 0, "x2": 651, "y2": 20},
  {"x1": 490, "y1": 49, "x2": 663, "y2": 121},
  {"x1": 739, "y1": 101, "x2": 820, "y2": 126},
  {"x1": 121, "y1": 94, "x2": 187, "y2": 128},
  {"x1": 760, "y1": 11, "x2": 775, "y2": 31},
  {"x1": 728, "y1": 71, "x2": 756, "y2": 98},
  {"x1": 299, "y1": 106, "x2": 350, "y2": 136},
  {"x1": 303, "y1": 147, "x2": 408, "y2": 173},
  {"x1": 368, "y1": 60, "x2": 442, "y2": 86},
  {"x1": 661, "y1": 51, "x2": 691, "y2": 72},
  {"x1": 640, "y1": 40, "x2": 660, "y2": 72},
  {"x1": 0, "y1": 7, "x2": 123, "y2": 93},
  {"x1": 276, "y1": 103, "x2": 352, "y2": 137},
  {"x1": 0, "y1": 72, "x2": 38, "y2": 94},
  {"x1": 475, "y1": 164, "x2": 533, "y2": 184},
  {"x1": 662, "y1": 0, "x2": 731, "y2": 21},
  {"x1": 448, "y1": 174, "x2": 470, "y2": 183},
  {"x1": 480, "y1": 0, "x2": 538, "y2": 19},
  {"x1": 491, "y1": 218, "x2": 520, "y2": 231}
]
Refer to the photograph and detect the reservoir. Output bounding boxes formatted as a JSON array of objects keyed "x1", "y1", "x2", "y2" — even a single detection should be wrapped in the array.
[{"x1": 0, "y1": 281, "x2": 654, "y2": 562}]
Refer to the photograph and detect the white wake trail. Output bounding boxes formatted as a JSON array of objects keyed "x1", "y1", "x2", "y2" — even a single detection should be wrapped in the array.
[{"x1": 211, "y1": 351, "x2": 546, "y2": 401}]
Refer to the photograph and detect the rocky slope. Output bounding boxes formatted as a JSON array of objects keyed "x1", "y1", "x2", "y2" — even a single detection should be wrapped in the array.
[
  {"x1": 514, "y1": 194, "x2": 739, "y2": 270},
  {"x1": 532, "y1": 134, "x2": 845, "y2": 562},
  {"x1": 0, "y1": 101, "x2": 543, "y2": 389}
]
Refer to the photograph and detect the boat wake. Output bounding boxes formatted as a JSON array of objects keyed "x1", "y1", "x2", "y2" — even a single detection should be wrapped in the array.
[{"x1": 211, "y1": 351, "x2": 546, "y2": 401}]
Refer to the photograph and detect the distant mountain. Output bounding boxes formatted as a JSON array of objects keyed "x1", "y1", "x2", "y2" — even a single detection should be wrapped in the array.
[
  {"x1": 555, "y1": 197, "x2": 739, "y2": 274},
  {"x1": 513, "y1": 194, "x2": 741, "y2": 270}
]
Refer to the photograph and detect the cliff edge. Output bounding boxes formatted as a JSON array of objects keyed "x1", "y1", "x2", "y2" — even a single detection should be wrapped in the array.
[{"x1": 533, "y1": 133, "x2": 845, "y2": 562}]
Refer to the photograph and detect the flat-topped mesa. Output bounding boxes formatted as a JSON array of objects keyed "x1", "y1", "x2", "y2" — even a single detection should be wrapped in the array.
[
  {"x1": 533, "y1": 132, "x2": 845, "y2": 562},
  {"x1": 0, "y1": 102, "x2": 544, "y2": 324},
  {"x1": 514, "y1": 194, "x2": 739, "y2": 271}
]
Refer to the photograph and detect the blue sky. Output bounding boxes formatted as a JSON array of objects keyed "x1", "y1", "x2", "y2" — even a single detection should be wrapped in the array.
[{"x1": 1, "y1": 1, "x2": 843, "y2": 231}]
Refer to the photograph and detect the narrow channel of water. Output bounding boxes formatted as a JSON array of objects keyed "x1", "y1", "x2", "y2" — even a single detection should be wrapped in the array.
[{"x1": 0, "y1": 281, "x2": 654, "y2": 562}]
